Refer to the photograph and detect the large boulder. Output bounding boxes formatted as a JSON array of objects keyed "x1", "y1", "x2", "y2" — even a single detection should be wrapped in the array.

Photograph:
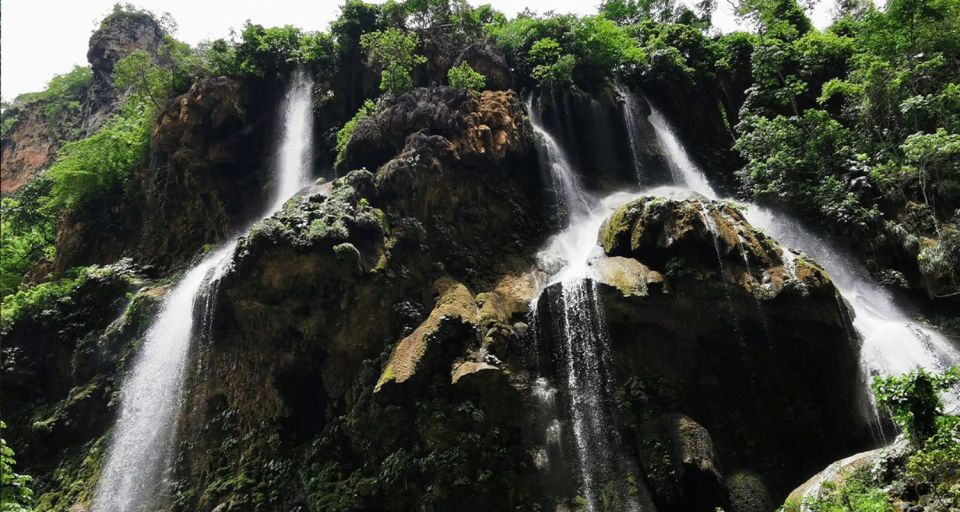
[
  {"x1": 338, "y1": 87, "x2": 530, "y2": 174},
  {"x1": 534, "y1": 196, "x2": 873, "y2": 503},
  {"x1": 375, "y1": 277, "x2": 479, "y2": 394},
  {"x1": 599, "y1": 196, "x2": 872, "y2": 496},
  {"x1": 453, "y1": 43, "x2": 515, "y2": 91}
]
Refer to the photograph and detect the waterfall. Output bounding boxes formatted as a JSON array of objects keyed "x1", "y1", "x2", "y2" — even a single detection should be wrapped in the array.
[
  {"x1": 645, "y1": 103, "x2": 716, "y2": 199},
  {"x1": 638, "y1": 96, "x2": 960, "y2": 416},
  {"x1": 614, "y1": 83, "x2": 650, "y2": 186},
  {"x1": 92, "y1": 69, "x2": 315, "y2": 511},
  {"x1": 528, "y1": 94, "x2": 650, "y2": 512},
  {"x1": 526, "y1": 96, "x2": 591, "y2": 220}
]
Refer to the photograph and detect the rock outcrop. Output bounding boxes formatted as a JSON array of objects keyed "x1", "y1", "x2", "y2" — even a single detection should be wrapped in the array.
[
  {"x1": 166, "y1": 88, "x2": 552, "y2": 511},
  {"x1": 0, "y1": 10, "x2": 163, "y2": 198},
  {"x1": 139, "y1": 76, "x2": 275, "y2": 266},
  {"x1": 82, "y1": 9, "x2": 165, "y2": 135},
  {"x1": 0, "y1": 105, "x2": 79, "y2": 196}
]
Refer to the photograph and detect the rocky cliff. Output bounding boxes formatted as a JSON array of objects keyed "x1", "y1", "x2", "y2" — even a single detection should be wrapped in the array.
[
  {"x1": 3, "y1": 5, "x2": 957, "y2": 512},
  {"x1": 0, "y1": 10, "x2": 164, "y2": 197}
]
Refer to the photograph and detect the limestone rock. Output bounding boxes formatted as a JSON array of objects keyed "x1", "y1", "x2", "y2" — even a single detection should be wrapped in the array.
[
  {"x1": 591, "y1": 255, "x2": 664, "y2": 297},
  {"x1": 83, "y1": 9, "x2": 165, "y2": 134},
  {"x1": 785, "y1": 442, "x2": 905, "y2": 508},
  {"x1": 138, "y1": 76, "x2": 271, "y2": 267},
  {"x1": 453, "y1": 43, "x2": 515, "y2": 91},
  {"x1": 725, "y1": 470, "x2": 775, "y2": 512},
  {"x1": 376, "y1": 278, "x2": 479, "y2": 393},
  {"x1": 339, "y1": 87, "x2": 530, "y2": 173},
  {"x1": 601, "y1": 196, "x2": 834, "y2": 300},
  {"x1": 639, "y1": 414, "x2": 725, "y2": 512}
]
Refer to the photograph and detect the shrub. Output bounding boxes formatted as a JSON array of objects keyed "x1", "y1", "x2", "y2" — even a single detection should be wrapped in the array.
[
  {"x1": 447, "y1": 62, "x2": 486, "y2": 90},
  {"x1": 46, "y1": 98, "x2": 152, "y2": 212},
  {"x1": 0, "y1": 269, "x2": 89, "y2": 331}
]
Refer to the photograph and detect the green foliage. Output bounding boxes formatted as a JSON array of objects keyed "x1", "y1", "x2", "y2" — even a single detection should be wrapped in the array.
[
  {"x1": 872, "y1": 367, "x2": 960, "y2": 444},
  {"x1": 336, "y1": 99, "x2": 378, "y2": 166},
  {"x1": 601, "y1": 0, "x2": 715, "y2": 26},
  {"x1": 735, "y1": 109, "x2": 879, "y2": 232},
  {"x1": 99, "y1": 3, "x2": 176, "y2": 33},
  {"x1": 485, "y1": 13, "x2": 645, "y2": 88},
  {"x1": 904, "y1": 415, "x2": 960, "y2": 508},
  {"x1": 1, "y1": 421, "x2": 34, "y2": 512},
  {"x1": 113, "y1": 50, "x2": 174, "y2": 110},
  {"x1": 529, "y1": 38, "x2": 576, "y2": 87},
  {"x1": 2, "y1": 66, "x2": 92, "y2": 138},
  {"x1": 0, "y1": 177, "x2": 56, "y2": 298},
  {"x1": 447, "y1": 61, "x2": 486, "y2": 90},
  {"x1": 237, "y1": 23, "x2": 336, "y2": 77},
  {"x1": 46, "y1": 98, "x2": 152, "y2": 212},
  {"x1": 734, "y1": 0, "x2": 813, "y2": 39},
  {"x1": 784, "y1": 466, "x2": 889, "y2": 512},
  {"x1": 0, "y1": 267, "x2": 90, "y2": 331},
  {"x1": 360, "y1": 28, "x2": 426, "y2": 94}
]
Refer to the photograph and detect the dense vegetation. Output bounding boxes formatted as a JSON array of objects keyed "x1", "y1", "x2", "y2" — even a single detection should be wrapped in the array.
[{"x1": 2, "y1": 0, "x2": 959, "y2": 510}]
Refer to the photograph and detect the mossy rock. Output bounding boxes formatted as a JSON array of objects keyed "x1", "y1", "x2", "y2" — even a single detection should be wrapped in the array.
[{"x1": 375, "y1": 277, "x2": 479, "y2": 393}]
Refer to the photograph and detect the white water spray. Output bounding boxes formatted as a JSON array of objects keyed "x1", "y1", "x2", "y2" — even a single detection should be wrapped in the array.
[
  {"x1": 528, "y1": 95, "x2": 648, "y2": 512},
  {"x1": 92, "y1": 69, "x2": 315, "y2": 511}
]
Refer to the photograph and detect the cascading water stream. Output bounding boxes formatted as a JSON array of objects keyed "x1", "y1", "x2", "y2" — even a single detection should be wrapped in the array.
[
  {"x1": 528, "y1": 95, "x2": 649, "y2": 512},
  {"x1": 638, "y1": 97, "x2": 960, "y2": 415},
  {"x1": 644, "y1": 102, "x2": 716, "y2": 200},
  {"x1": 91, "y1": 68, "x2": 314, "y2": 511}
]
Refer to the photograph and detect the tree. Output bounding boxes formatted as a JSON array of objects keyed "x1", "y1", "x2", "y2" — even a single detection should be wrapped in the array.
[
  {"x1": 528, "y1": 37, "x2": 576, "y2": 87},
  {"x1": 734, "y1": 0, "x2": 813, "y2": 39},
  {"x1": 447, "y1": 61, "x2": 486, "y2": 90},
  {"x1": 360, "y1": 28, "x2": 426, "y2": 94},
  {"x1": 113, "y1": 49, "x2": 172, "y2": 110}
]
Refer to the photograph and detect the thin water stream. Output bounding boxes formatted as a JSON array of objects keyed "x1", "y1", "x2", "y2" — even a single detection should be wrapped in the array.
[{"x1": 92, "y1": 68, "x2": 314, "y2": 511}]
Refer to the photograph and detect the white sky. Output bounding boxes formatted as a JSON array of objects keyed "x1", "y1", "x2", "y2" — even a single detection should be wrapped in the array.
[{"x1": 0, "y1": 0, "x2": 837, "y2": 101}]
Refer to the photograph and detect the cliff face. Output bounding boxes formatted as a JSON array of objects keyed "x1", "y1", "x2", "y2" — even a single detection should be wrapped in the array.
[
  {"x1": 0, "y1": 12, "x2": 164, "y2": 198},
  {"x1": 1, "y1": 76, "x2": 885, "y2": 511},
  {"x1": 1, "y1": 106, "x2": 70, "y2": 195}
]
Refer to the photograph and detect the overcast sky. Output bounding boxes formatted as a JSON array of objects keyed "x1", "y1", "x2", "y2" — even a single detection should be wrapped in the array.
[{"x1": 0, "y1": 0, "x2": 837, "y2": 100}]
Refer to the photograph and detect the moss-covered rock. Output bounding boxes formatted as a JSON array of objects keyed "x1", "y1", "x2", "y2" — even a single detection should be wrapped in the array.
[
  {"x1": 601, "y1": 195, "x2": 833, "y2": 300},
  {"x1": 725, "y1": 470, "x2": 775, "y2": 512},
  {"x1": 375, "y1": 278, "x2": 479, "y2": 393},
  {"x1": 637, "y1": 414, "x2": 725, "y2": 512}
]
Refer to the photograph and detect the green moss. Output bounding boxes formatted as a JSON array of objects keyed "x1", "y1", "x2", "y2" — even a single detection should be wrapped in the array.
[
  {"x1": 35, "y1": 435, "x2": 108, "y2": 511},
  {"x1": 602, "y1": 202, "x2": 640, "y2": 254},
  {"x1": 336, "y1": 99, "x2": 377, "y2": 168}
]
